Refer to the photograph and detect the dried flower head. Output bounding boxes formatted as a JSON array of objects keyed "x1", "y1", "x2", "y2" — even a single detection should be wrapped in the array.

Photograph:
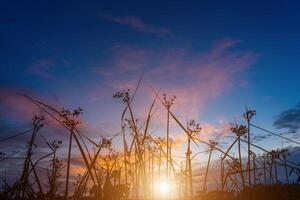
[
  {"x1": 113, "y1": 89, "x2": 130, "y2": 104},
  {"x1": 60, "y1": 107, "x2": 83, "y2": 127},
  {"x1": 243, "y1": 109, "x2": 256, "y2": 121},
  {"x1": 231, "y1": 124, "x2": 247, "y2": 138},
  {"x1": 162, "y1": 93, "x2": 176, "y2": 108},
  {"x1": 187, "y1": 120, "x2": 201, "y2": 137}
]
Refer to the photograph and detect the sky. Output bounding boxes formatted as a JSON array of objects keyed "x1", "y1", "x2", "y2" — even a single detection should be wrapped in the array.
[{"x1": 1, "y1": 0, "x2": 300, "y2": 184}]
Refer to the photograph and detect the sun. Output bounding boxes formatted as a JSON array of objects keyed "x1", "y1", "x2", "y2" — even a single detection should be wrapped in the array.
[
  {"x1": 153, "y1": 179, "x2": 173, "y2": 198},
  {"x1": 159, "y1": 181, "x2": 170, "y2": 195}
]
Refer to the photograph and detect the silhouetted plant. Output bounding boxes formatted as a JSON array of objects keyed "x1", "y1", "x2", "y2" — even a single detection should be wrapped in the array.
[
  {"x1": 73, "y1": 174, "x2": 88, "y2": 199},
  {"x1": 186, "y1": 119, "x2": 201, "y2": 197},
  {"x1": 18, "y1": 114, "x2": 44, "y2": 199},
  {"x1": 231, "y1": 124, "x2": 247, "y2": 190},
  {"x1": 289, "y1": 162, "x2": 300, "y2": 184},
  {"x1": 47, "y1": 140, "x2": 63, "y2": 199},
  {"x1": 59, "y1": 107, "x2": 83, "y2": 198},
  {"x1": 243, "y1": 108, "x2": 256, "y2": 187},
  {"x1": 280, "y1": 148, "x2": 290, "y2": 184}
]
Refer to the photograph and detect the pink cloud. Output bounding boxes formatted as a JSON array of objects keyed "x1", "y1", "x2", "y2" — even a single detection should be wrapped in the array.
[
  {"x1": 100, "y1": 14, "x2": 170, "y2": 35},
  {"x1": 0, "y1": 88, "x2": 68, "y2": 131},
  {"x1": 211, "y1": 38, "x2": 240, "y2": 54},
  {"x1": 95, "y1": 39, "x2": 257, "y2": 119},
  {"x1": 199, "y1": 121, "x2": 233, "y2": 141},
  {"x1": 95, "y1": 45, "x2": 149, "y2": 78},
  {"x1": 88, "y1": 38, "x2": 257, "y2": 149},
  {"x1": 0, "y1": 89, "x2": 40, "y2": 122}
]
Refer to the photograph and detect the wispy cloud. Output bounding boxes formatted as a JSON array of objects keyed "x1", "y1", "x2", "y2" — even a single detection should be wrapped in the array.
[
  {"x1": 0, "y1": 88, "x2": 68, "y2": 132},
  {"x1": 0, "y1": 88, "x2": 40, "y2": 123},
  {"x1": 99, "y1": 14, "x2": 171, "y2": 35},
  {"x1": 94, "y1": 38, "x2": 257, "y2": 120},
  {"x1": 168, "y1": 120, "x2": 234, "y2": 149},
  {"x1": 27, "y1": 59, "x2": 55, "y2": 78},
  {"x1": 274, "y1": 103, "x2": 300, "y2": 133}
]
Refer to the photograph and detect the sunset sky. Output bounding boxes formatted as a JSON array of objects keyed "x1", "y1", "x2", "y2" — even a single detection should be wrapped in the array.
[{"x1": 1, "y1": 0, "x2": 300, "y2": 173}]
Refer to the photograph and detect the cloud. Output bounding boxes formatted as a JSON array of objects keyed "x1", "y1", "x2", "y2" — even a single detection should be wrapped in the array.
[
  {"x1": 168, "y1": 120, "x2": 233, "y2": 150},
  {"x1": 253, "y1": 133, "x2": 273, "y2": 142},
  {"x1": 0, "y1": 88, "x2": 40, "y2": 123},
  {"x1": 27, "y1": 59, "x2": 55, "y2": 78},
  {"x1": 0, "y1": 87, "x2": 72, "y2": 136},
  {"x1": 95, "y1": 38, "x2": 257, "y2": 120},
  {"x1": 99, "y1": 14, "x2": 170, "y2": 35},
  {"x1": 274, "y1": 103, "x2": 300, "y2": 133}
]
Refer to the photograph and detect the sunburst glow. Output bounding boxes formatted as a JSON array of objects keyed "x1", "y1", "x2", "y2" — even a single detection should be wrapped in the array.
[
  {"x1": 153, "y1": 179, "x2": 176, "y2": 198},
  {"x1": 159, "y1": 181, "x2": 170, "y2": 195}
]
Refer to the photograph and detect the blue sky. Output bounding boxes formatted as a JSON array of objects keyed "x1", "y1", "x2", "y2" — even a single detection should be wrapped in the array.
[{"x1": 1, "y1": 0, "x2": 300, "y2": 161}]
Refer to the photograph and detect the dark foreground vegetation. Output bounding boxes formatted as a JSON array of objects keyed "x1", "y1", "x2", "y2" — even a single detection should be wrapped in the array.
[
  {"x1": 200, "y1": 184, "x2": 300, "y2": 200},
  {"x1": 1, "y1": 184, "x2": 300, "y2": 199}
]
